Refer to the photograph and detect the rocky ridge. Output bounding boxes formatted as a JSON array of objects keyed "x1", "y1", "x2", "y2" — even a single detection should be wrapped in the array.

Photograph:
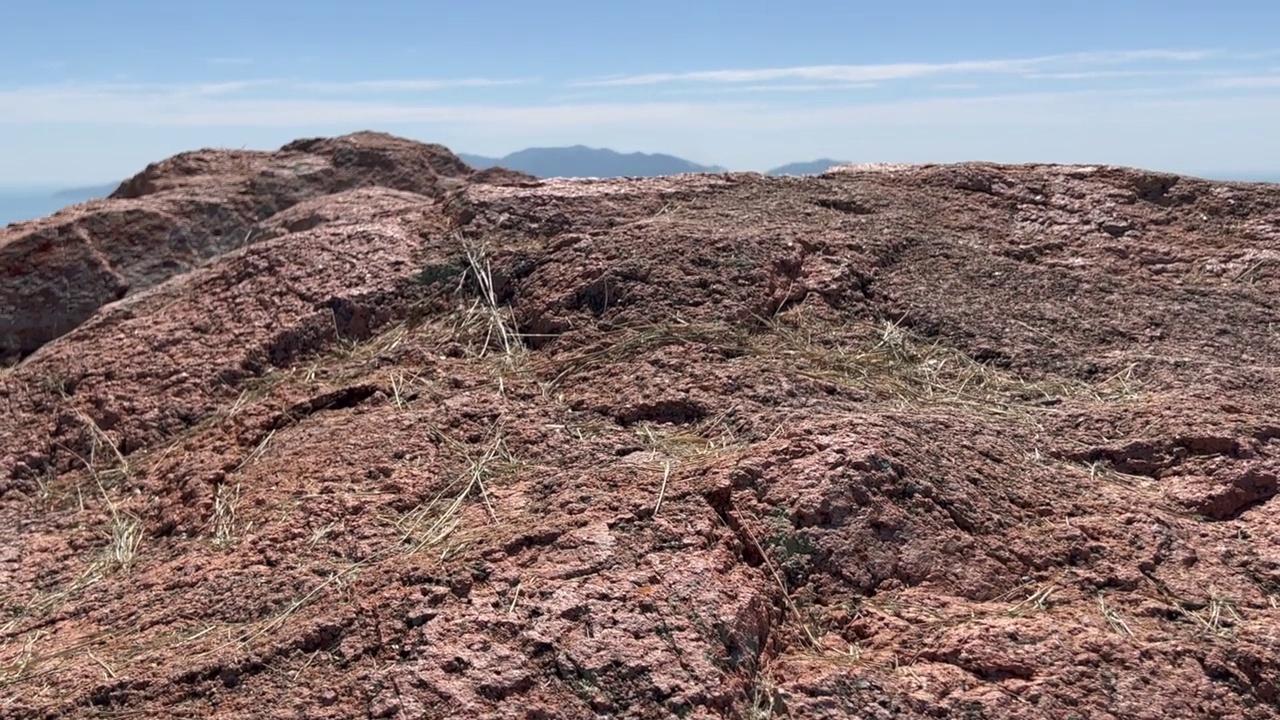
[{"x1": 1, "y1": 133, "x2": 1280, "y2": 718}]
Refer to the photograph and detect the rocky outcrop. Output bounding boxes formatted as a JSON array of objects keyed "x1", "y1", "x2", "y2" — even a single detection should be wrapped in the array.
[
  {"x1": 0, "y1": 132, "x2": 537, "y2": 363},
  {"x1": 2, "y1": 137, "x2": 1280, "y2": 718}
]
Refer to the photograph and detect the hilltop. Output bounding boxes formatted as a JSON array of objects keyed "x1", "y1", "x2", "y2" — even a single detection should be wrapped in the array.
[{"x1": 2, "y1": 132, "x2": 1280, "y2": 719}]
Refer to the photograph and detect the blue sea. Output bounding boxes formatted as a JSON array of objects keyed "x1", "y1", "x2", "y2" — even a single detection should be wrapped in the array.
[
  {"x1": 0, "y1": 184, "x2": 117, "y2": 227},
  {"x1": 0, "y1": 193, "x2": 76, "y2": 227}
]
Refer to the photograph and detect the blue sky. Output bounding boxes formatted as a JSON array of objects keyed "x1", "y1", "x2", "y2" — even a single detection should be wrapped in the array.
[{"x1": 2, "y1": 1, "x2": 1279, "y2": 184}]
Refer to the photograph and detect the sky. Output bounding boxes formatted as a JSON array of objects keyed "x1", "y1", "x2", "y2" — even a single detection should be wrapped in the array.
[{"x1": 1, "y1": 0, "x2": 1279, "y2": 185}]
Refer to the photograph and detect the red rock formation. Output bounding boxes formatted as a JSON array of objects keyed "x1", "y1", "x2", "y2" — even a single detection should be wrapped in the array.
[
  {"x1": 2, "y1": 138, "x2": 1279, "y2": 718},
  {"x1": 0, "y1": 131, "x2": 534, "y2": 362}
]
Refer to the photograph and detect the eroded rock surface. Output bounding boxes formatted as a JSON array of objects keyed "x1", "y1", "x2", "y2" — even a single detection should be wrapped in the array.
[{"x1": 2, "y1": 138, "x2": 1280, "y2": 718}]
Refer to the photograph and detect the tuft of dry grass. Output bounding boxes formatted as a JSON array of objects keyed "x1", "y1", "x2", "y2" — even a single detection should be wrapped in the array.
[
  {"x1": 396, "y1": 425, "x2": 517, "y2": 552},
  {"x1": 0, "y1": 631, "x2": 43, "y2": 691},
  {"x1": 455, "y1": 232, "x2": 524, "y2": 367},
  {"x1": 211, "y1": 481, "x2": 241, "y2": 548},
  {"x1": 105, "y1": 507, "x2": 142, "y2": 571},
  {"x1": 1006, "y1": 582, "x2": 1058, "y2": 616},
  {"x1": 632, "y1": 406, "x2": 750, "y2": 467},
  {"x1": 1190, "y1": 593, "x2": 1242, "y2": 636},
  {"x1": 746, "y1": 674, "x2": 788, "y2": 719},
  {"x1": 389, "y1": 370, "x2": 414, "y2": 410},
  {"x1": 1098, "y1": 595, "x2": 1134, "y2": 637}
]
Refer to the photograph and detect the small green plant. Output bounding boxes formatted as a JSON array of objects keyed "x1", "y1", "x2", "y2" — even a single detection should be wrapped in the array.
[{"x1": 415, "y1": 257, "x2": 467, "y2": 288}]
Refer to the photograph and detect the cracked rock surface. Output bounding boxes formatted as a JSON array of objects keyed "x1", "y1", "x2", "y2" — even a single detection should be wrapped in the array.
[{"x1": 3, "y1": 137, "x2": 1280, "y2": 718}]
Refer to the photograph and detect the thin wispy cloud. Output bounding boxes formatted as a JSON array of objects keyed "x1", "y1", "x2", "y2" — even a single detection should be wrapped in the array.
[
  {"x1": 191, "y1": 80, "x2": 282, "y2": 96},
  {"x1": 1206, "y1": 75, "x2": 1280, "y2": 88},
  {"x1": 297, "y1": 77, "x2": 535, "y2": 93},
  {"x1": 1023, "y1": 69, "x2": 1214, "y2": 80},
  {"x1": 0, "y1": 48, "x2": 1274, "y2": 137},
  {"x1": 573, "y1": 49, "x2": 1211, "y2": 87},
  {"x1": 0, "y1": 82, "x2": 748, "y2": 128},
  {"x1": 1, "y1": 77, "x2": 532, "y2": 101},
  {"x1": 663, "y1": 83, "x2": 878, "y2": 95}
]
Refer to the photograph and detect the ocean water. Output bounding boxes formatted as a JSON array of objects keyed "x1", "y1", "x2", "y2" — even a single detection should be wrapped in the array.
[{"x1": 0, "y1": 193, "x2": 79, "y2": 227}]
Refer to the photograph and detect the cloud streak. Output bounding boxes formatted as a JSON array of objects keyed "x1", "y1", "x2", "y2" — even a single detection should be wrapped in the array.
[
  {"x1": 1, "y1": 79, "x2": 1276, "y2": 133},
  {"x1": 1205, "y1": 75, "x2": 1280, "y2": 88},
  {"x1": 573, "y1": 49, "x2": 1211, "y2": 87},
  {"x1": 297, "y1": 77, "x2": 536, "y2": 93},
  {"x1": 662, "y1": 83, "x2": 879, "y2": 95},
  {"x1": 0, "y1": 48, "x2": 1274, "y2": 137}
]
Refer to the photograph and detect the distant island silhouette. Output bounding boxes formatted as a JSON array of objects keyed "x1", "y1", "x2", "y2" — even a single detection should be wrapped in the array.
[{"x1": 51, "y1": 183, "x2": 117, "y2": 201}]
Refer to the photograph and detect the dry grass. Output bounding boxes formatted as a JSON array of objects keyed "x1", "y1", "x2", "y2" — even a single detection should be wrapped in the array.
[
  {"x1": 0, "y1": 627, "x2": 130, "y2": 696},
  {"x1": 26, "y1": 465, "x2": 58, "y2": 511},
  {"x1": 534, "y1": 310, "x2": 1140, "y2": 416},
  {"x1": 769, "y1": 313, "x2": 1140, "y2": 413},
  {"x1": 0, "y1": 631, "x2": 43, "y2": 691},
  {"x1": 1006, "y1": 582, "x2": 1058, "y2": 616},
  {"x1": 459, "y1": 232, "x2": 522, "y2": 365},
  {"x1": 631, "y1": 406, "x2": 750, "y2": 467},
  {"x1": 14, "y1": 487, "x2": 142, "y2": 623},
  {"x1": 211, "y1": 481, "x2": 241, "y2": 548},
  {"x1": 1146, "y1": 580, "x2": 1244, "y2": 637},
  {"x1": 396, "y1": 425, "x2": 518, "y2": 552},
  {"x1": 746, "y1": 675, "x2": 789, "y2": 719},
  {"x1": 536, "y1": 320, "x2": 739, "y2": 388},
  {"x1": 2, "y1": 401, "x2": 145, "y2": 630},
  {"x1": 233, "y1": 429, "x2": 277, "y2": 474},
  {"x1": 652, "y1": 461, "x2": 673, "y2": 516},
  {"x1": 104, "y1": 503, "x2": 142, "y2": 571},
  {"x1": 219, "y1": 422, "x2": 522, "y2": 655},
  {"x1": 622, "y1": 407, "x2": 751, "y2": 517},
  {"x1": 1187, "y1": 593, "x2": 1242, "y2": 636},
  {"x1": 389, "y1": 370, "x2": 415, "y2": 410},
  {"x1": 1098, "y1": 595, "x2": 1134, "y2": 637}
]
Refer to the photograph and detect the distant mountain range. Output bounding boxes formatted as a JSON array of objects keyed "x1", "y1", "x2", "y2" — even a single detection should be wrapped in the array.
[
  {"x1": 459, "y1": 146, "x2": 848, "y2": 178},
  {"x1": 459, "y1": 146, "x2": 728, "y2": 178}
]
